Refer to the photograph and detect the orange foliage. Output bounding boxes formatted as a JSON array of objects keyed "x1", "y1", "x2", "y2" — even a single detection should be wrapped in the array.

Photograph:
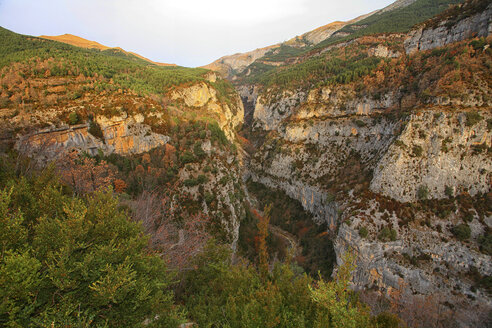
[
  {"x1": 57, "y1": 151, "x2": 114, "y2": 195},
  {"x1": 113, "y1": 178, "x2": 127, "y2": 193}
]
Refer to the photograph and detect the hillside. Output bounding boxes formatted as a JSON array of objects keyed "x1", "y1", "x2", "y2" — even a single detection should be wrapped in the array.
[
  {"x1": 39, "y1": 33, "x2": 176, "y2": 67},
  {"x1": 205, "y1": 0, "x2": 466, "y2": 82},
  {"x1": 0, "y1": 0, "x2": 491, "y2": 327},
  {"x1": 0, "y1": 25, "x2": 246, "y2": 252},
  {"x1": 237, "y1": 0, "x2": 492, "y2": 326}
]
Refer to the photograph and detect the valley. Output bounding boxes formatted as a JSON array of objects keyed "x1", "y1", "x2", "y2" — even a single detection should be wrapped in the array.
[{"x1": 0, "y1": 0, "x2": 491, "y2": 326}]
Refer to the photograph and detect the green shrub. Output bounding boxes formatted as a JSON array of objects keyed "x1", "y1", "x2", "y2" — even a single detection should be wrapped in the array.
[
  {"x1": 219, "y1": 176, "x2": 230, "y2": 186},
  {"x1": 194, "y1": 142, "x2": 206, "y2": 159},
  {"x1": 478, "y1": 230, "x2": 492, "y2": 255},
  {"x1": 412, "y1": 145, "x2": 423, "y2": 157},
  {"x1": 378, "y1": 227, "x2": 397, "y2": 242},
  {"x1": 354, "y1": 120, "x2": 366, "y2": 128},
  {"x1": 359, "y1": 226, "x2": 368, "y2": 238},
  {"x1": 183, "y1": 178, "x2": 199, "y2": 187},
  {"x1": 444, "y1": 185, "x2": 454, "y2": 198},
  {"x1": 465, "y1": 111, "x2": 483, "y2": 127},
  {"x1": 326, "y1": 192, "x2": 336, "y2": 203},
  {"x1": 209, "y1": 122, "x2": 228, "y2": 147},
  {"x1": 0, "y1": 168, "x2": 182, "y2": 327},
  {"x1": 180, "y1": 151, "x2": 195, "y2": 164},
  {"x1": 451, "y1": 224, "x2": 471, "y2": 241},
  {"x1": 204, "y1": 192, "x2": 215, "y2": 204},
  {"x1": 372, "y1": 312, "x2": 401, "y2": 328},
  {"x1": 197, "y1": 174, "x2": 208, "y2": 184},
  {"x1": 417, "y1": 185, "x2": 429, "y2": 200},
  {"x1": 394, "y1": 140, "x2": 406, "y2": 149},
  {"x1": 441, "y1": 137, "x2": 452, "y2": 153},
  {"x1": 68, "y1": 112, "x2": 80, "y2": 125}
]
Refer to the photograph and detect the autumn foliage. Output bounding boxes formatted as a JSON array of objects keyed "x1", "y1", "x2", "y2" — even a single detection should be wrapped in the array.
[{"x1": 57, "y1": 151, "x2": 114, "y2": 195}]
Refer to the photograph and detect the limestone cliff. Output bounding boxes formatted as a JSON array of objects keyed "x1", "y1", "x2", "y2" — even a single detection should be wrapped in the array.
[
  {"x1": 248, "y1": 91, "x2": 491, "y2": 327},
  {"x1": 371, "y1": 110, "x2": 491, "y2": 202},
  {"x1": 202, "y1": 45, "x2": 280, "y2": 79},
  {"x1": 170, "y1": 80, "x2": 244, "y2": 140},
  {"x1": 243, "y1": 10, "x2": 492, "y2": 322},
  {"x1": 16, "y1": 112, "x2": 170, "y2": 161},
  {"x1": 405, "y1": 1, "x2": 492, "y2": 54}
]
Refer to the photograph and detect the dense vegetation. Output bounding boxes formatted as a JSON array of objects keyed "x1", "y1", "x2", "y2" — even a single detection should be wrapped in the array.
[
  {"x1": 0, "y1": 157, "x2": 402, "y2": 327},
  {"x1": 236, "y1": 0, "x2": 467, "y2": 86},
  {"x1": 243, "y1": 180, "x2": 336, "y2": 277},
  {"x1": 323, "y1": 0, "x2": 465, "y2": 46},
  {"x1": 0, "y1": 26, "x2": 208, "y2": 96},
  {"x1": 0, "y1": 161, "x2": 183, "y2": 327}
]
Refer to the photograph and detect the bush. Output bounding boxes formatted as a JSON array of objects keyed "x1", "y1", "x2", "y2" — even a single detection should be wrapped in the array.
[
  {"x1": 372, "y1": 312, "x2": 401, "y2": 328},
  {"x1": 478, "y1": 230, "x2": 492, "y2": 255},
  {"x1": 209, "y1": 122, "x2": 228, "y2": 147},
  {"x1": 444, "y1": 185, "x2": 454, "y2": 198},
  {"x1": 180, "y1": 151, "x2": 195, "y2": 164},
  {"x1": 197, "y1": 174, "x2": 208, "y2": 184},
  {"x1": 194, "y1": 142, "x2": 206, "y2": 159},
  {"x1": 451, "y1": 224, "x2": 471, "y2": 241},
  {"x1": 378, "y1": 227, "x2": 397, "y2": 242},
  {"x1": 359, "y1": 226, "x2": 368, "y2": 238},
  {"x1": 183, "y1": 178, "x2": 199, "y2": 187},
  {"x1": 394, "y1": 140, "x2": 406, "y2": 149},
  {"x1": 68, "y1": 112, "x2": 80, "y2": 125},
  {"x1": 465, "y1": 111, "x2": 483, "y2": 127},
  {"x1": 412, "y1": 145, "x2": 423, "y2": 157},
  {"x1": 204, "y1": 192, "x2": 214, "y2": 204},
  {"x1": 0, "y1": 169, "x2": 182, "y2": 327},
  {"x1": 354, "y1": 120, "x2": 366, "y2": 128},
  {"x1": 417, "y1": 185, "x2": 429, "y2": 200}
]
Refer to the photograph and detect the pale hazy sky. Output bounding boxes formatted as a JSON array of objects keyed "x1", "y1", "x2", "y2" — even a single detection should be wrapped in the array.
[{"x1": 0, "y1": 0, "x2": 394, "y2": 67}]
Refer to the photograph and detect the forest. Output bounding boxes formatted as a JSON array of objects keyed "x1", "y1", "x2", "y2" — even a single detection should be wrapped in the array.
[{"x1": 0, "y1": 155, "x2": 402, "y2": 327}]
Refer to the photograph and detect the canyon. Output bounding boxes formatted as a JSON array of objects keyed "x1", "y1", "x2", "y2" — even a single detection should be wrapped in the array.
[{"x1": 0, "y1": 0, "x2": 491, "y2": 326}]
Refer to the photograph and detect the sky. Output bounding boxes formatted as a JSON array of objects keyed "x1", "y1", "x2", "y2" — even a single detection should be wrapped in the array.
[{"x1": 0, "y1": 0, "x2": 395, "y2": 67}]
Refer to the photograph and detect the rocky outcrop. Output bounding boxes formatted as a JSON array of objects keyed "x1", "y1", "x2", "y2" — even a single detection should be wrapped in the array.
[
  {"x1": 171, "y1": 82, "x2": 218, "y2": 108},
  {"x1": 253, "y1": 90, "x2": 307, "y2": 130},
  {"x1": 171, "y1": 82, "x2": 244, "y2": 141},
  {"x1": 202, "y1": 45, "x2": 280, "y2": 79},
  {"x1": 404, "y1": 3, "x2": 492, "y2": 54},
  {"x1": 371, "y1": 110, "x2": 492, "y2": 202},
  {"x1": 247, "y1": 74, "x2": 490, "y2": 327},
  {"x1": 16, "y1": 112, "x2": 170, "y2": 160},
  {"x1": 96, "y1": 112, "x2": 170, "y2": 154},
  {"x1": 333, "y1": 189, "x2": 492, "y2": 327}
]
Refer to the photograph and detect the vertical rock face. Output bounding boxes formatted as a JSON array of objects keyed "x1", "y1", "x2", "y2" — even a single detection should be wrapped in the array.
[
  {"x1": 371, "y1": 110, "x2": 492, "y2": 202},
  {"x1": 249, "y1": 88, "x2": 402, "y2": 230},
  {"x1": 16, "y1": 124, "x2": 104, "y2": 161},
  {"x1": 244, "y1": 11, "x2": 492, "y2": 319},
  {"x1": 253, "y1": 90, "x2": 307, "y2": 130},
  {"x1": 16, "y1": 113, "x2": 170, "y2": 160},
  {"x1": 335, "y1": 217, "x2": 492, "y2": 297},
  {"x1": 171, "y1": 81, "x2": 244, "y2": 141},
  {"x1": 404, "y1": 3, "x2": 492, "y2": 54},
  {"x1": 237, "y1": 85, "x2": 259, "y2": 126},
  {"x1": 96, "y1": 113, "x2": 170, "y2": 155}
]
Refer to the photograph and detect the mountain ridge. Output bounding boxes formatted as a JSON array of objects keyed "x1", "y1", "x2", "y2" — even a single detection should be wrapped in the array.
[
  {"x1": 39, "y1": 33, "x2": 176, "y2": 67},
  {"x1": 204, "y1": 0, "x2": 465, "y2": 80}
]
